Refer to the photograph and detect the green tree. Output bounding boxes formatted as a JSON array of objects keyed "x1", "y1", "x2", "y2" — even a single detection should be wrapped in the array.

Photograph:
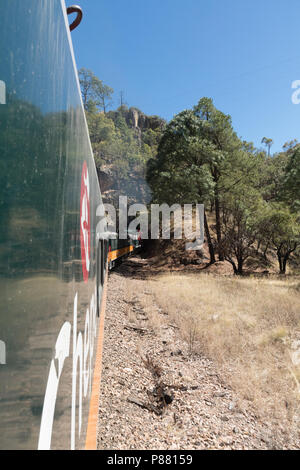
[
  {"x1": 78, "y1": 68, "x2": 96, "y2": 110},
  {"x1": 147, "y1": 108, "x2": 217, "y2": 263},
  {"x1": 78, "y1": 68, "x2": 113, "y2": 113},
  {"x1": 261, "y1": 137, "x2": 273, "y2": 157},
  {"x1": 192, "y1": 98, "x2": 244, "y2": 261},
  {"x1": 93, "y1": 80, "x2": 114, "y2": 113},
  {"x1": 282, "y1": 147, "x2": 300, "y2": 211},
  {"x1": 260, "y1": 151, "x2": 288, "y2": 202},
  {"x1": 147, "y1": 98, "x2": 249, "y2": 264},
  {"x1": 261, "y1": 204, "x2": 300, "y2": 274},
  {"x1": 221, "y1": 184, "x2": 264, "y2": 274}
]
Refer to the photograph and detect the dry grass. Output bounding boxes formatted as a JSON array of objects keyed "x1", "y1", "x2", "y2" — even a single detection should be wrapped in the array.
[{"x1": 148, "y1": 273, "x2": 300, "y2": 428}]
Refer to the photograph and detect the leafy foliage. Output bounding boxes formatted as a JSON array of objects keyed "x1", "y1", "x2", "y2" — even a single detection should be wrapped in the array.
[
  {"x1": 79, "y1": 68, "x2": 113, "y2": 113},
  {"x1": 79, "y1": 69, "x2": 165, "y2": 204},
  {"x1": 147, "y1": 98, "x2": 300, "y2": 274},
  {"x1": 79, "y1": 68, "x2": 300, "y2": 275},
  {"x1": 282, "y1": 147, "x2": 300, "y2": 211}
]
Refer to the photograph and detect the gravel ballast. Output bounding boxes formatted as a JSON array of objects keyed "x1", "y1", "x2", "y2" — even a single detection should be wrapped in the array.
[{"x1": 97, "y1": 259, "x2": 298, "y2": 450}]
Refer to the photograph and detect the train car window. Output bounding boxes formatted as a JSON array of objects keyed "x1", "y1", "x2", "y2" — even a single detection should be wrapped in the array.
[
  {"x1": 106, "y1": 240, "x2": 109, "y2": 266},
  {"x1": 103, "y1": 240, "x2": 106, "y2": 274},
  {"x1": 0, "y1": 80, "x2": 6, "y2": 104},
  {"x1": 113, "y1": 238, "x2": 118, "y2": 251},
  {"x1": 96, "y1": 240, "x2": 102, "y2": 317},
  {"x1": 100, "y1": 240, "x2": 104, "y2": 287}
]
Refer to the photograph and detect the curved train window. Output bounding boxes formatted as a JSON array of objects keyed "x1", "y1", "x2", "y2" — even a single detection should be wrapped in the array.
[
  {"x1": 96, "y1": 239, "x2": 105, "y2": 317},
  {"x1": 96, "y1": 240, "x2": 102, "y2": 316},
  {"x1": 100, "y1": 239, "x2": 104, "y2": 287},
  {"x1": 104, "y1": 240, "x2": 108, "y2": 265}
]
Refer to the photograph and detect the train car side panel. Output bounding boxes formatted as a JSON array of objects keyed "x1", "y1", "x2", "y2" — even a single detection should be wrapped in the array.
[{"x1": 0, "y1": 0, "x2": 104, "y2": 450}]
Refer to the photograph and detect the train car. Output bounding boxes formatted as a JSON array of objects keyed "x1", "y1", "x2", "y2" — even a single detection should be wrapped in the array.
[
  {"x1": 108, "y1": 231, "x2": 141, "y2": 270},
  {"x1": 0, "y1": 1, "x2": 108, "y2": 450}
]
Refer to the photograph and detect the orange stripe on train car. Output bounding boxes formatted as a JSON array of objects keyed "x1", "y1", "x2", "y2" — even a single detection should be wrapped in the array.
[
  {"x1": 108, "y1": 245, "x2": 134, "y2": 262},
  {"x1": 84, "y1": 271, "x2": 108, "y2": 450}
]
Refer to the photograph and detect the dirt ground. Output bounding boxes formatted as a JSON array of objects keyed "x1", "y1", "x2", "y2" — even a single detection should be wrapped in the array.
[{"x1": 97, "y1": 258, "x2": 299, "y2": 450}]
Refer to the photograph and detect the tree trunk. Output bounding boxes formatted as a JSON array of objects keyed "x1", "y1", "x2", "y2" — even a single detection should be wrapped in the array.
[
  {"x1": 263, "y1": 243, "x2": 269, "y2": 261},
  {"x1": 204, "y1": 210, "x2": 216, "y2": 265},
  {"x1": 282, "y1": 258, "x2": 287, "y2": 274},
  {"x1": 277, "y1": 253, "x2": 285, "y2": 274},
  {"x1": 237, "y1": 256, "x2": 244, "y2": 275},
  {"x1": 281, "y1": 254, "x2": 289, "y2": 275},
  {"x1": 227, "y1": 258, "x2": 238, "y2": 275}
]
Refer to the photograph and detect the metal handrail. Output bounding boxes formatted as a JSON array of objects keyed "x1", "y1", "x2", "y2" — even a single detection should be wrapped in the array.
[{"x1": 67, "y1": 5, "x2": 83, "y2": 31}]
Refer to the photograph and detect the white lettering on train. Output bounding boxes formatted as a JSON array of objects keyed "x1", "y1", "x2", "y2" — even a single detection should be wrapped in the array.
[
  {"x1": 38, "y1": 288, "x2": 98, "y2": 450},
  {"x1": 38, "y1": 322, "x2": 71, "y2": 450}
]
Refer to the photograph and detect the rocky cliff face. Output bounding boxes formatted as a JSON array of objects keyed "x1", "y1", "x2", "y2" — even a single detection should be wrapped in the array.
[
  {"x1": 125, "y1": 107, "x2": 165, "y2": 132},
  {"x1": 107, "y1": 107, "x2": 165, "y2": 133},
  {"x1": 98, "y1": 165, "x2": 152, "y2": 207},
  {"x1": 96, "y1": 107, "x2": 165, "y2": 207}
]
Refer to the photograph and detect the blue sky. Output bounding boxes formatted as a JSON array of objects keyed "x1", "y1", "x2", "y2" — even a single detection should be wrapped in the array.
[{"x1": 71, "y1": 0, "x2": 300, "y2": 153}]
